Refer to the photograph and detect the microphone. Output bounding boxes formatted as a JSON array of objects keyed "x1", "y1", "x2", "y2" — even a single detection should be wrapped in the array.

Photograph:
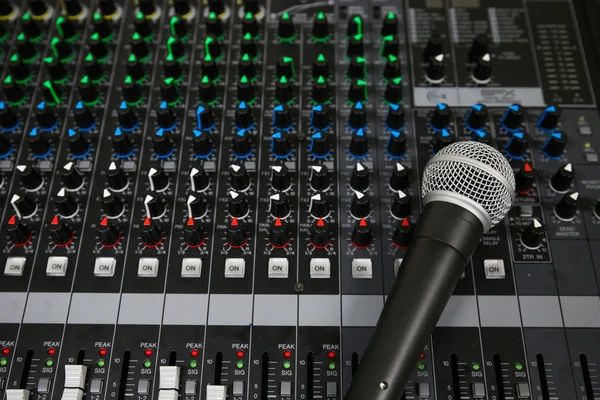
[{"x1": 344, "y1": 141, "x2": 515, "y2": 400}]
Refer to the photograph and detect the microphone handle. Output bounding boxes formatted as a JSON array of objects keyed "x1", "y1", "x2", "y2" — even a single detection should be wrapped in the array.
[{"x1": 344, "y1": 201, "x2": 484, "y2": 400}]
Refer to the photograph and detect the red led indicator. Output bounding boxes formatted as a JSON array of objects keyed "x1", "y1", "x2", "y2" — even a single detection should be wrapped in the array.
[
  {"x1": 327, "y1": 351, "x2": 336, "y2": 359},
  {"x1": 236, "y1": 350, "x2": 245, "y2": 358},
  {"x1": 283, "y1": 350, "x2": 292, "y2": 358},
  {"x1": 144, "y1": 349, "x2": 153, "y2": 357},
  {"x1": 317, "y1": 218, "x2": 325, "y2": 227},
  {"x1": 143, "y1": 217, "x2": 151, "y2": 226},
  {"x1": 524, "y1": 163, "x2": 533, "y2": 172},
  {"x1": 99, "y1": 348, "x2": 107, "y2": 356},
  {"x1": 402, "y1": 218, "x2": 410, "y2": 227},
  {"x1": 359, "y1": 218, "x2": 367, "y2": 227},
  {"x1": 187, "y1": 217, "x2": 195, "y2": 226},
  {"x1": 190, "y1": 349, "x2": 199, "y2": 357},
  {"x1": 100, "y1": 217, "x2": 108, "y2": 227},
  {"x1": 419, "y1": 353, "x2": 425, "y2": 359},
  {"x1": 8, "y1": 215, "x2": 16, "y2": 225},
  {"x1": 47, "y1": 348, "x2": 56, "y2": 356},
  {"x1": 1, "y1": 348, "x2": 10, "y2": 355},
  {"x1": 51, "y1": 215, "x2": 60, "y2": 225}
]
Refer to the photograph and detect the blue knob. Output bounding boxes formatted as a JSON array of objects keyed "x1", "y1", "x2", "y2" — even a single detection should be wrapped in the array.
[
  {"x1": 310, "y1": 104, "x2": 330, "y2": 131},
  {"x1": 309, "y1": 131, "x2": 331, "y2": 159},
  {"x1": 196, "y1": 104, "x2": 216, "y2": 131}
]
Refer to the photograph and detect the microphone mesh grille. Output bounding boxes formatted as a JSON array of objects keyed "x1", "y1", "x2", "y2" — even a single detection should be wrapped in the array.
[{"x1": 422, "y1": 141, "x2": 515, "y2": 226}]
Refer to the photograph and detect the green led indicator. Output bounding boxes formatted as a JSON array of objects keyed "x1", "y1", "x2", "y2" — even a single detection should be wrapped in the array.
[
  {"x1": 317, "y1": 12, "x2": 325, "y2": 20},
  {"x1": 240, "y1": 75, "x2": 248, "y2": 84},
  {"x1": 94, "y1": 12, "x2": 102, "y2": 21},
  {"x1": 97, "y1": 359, "x2": 105, "y2": 367},
  {"x1": 472, "y1": 363, "x2": 481, "y2": 371},
  {"x1": 417, "y1": 363, "x2": 426, "y2": 371},
  {"x1": 189, "y1": 360, "x2": 198, "y2": 368},
  {"x1": 0, "y1": 359, "x2": 7, "y2": 366},
  {"x1": 515, "y1": 363, "x2": 523, "y2": 371},
  {"x1": 208, "y1": 11, "x2": 216, "y2": 19},
  {"x1": 353, "y1": 16, "x2": 363, "y2": 35},
  {"x1": 236, "y1": 361, "x2": 244, "y2": 369},
  {"x1": 43, "y1": 80, "x2": 61, "y2": 105},
  {"x1": 328, "y1": 362, "x2": 336, "y2": 370},
  {"x1": 387, "y1": 12, "x2": 396, "y2": 20},
  {"x1": 143, "y1": 360, "x2": 151, "y2": 368},
  {"x1": 45, "y1": 359, "x2": 54, "y2": 367},
  {"x1": 283, "y1": 361, "x2": 291, "y2": 369},
  {"x1": 393, "y1": 77, "x2": 402, "y2": 85},
  {"x1": 245, "y1": 11, "x2": 253, "y2": 20}
]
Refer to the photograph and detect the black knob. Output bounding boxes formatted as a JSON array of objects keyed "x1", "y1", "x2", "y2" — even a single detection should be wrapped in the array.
[
  {"x1": 138, "y1": 0, "x2": 157, "y2": 17},
  {"x1": 384, "y1": 54, "x2": 402, "y2": 82},
  {"x1": 312, "y1": 53, "x2": 329, "y2": 80},
  {"x1": 242, "y1": 11, "x2": 258, "y2": 38},
  {"x1": 385, "y1": 103, "x2": 405, "y2": 131},
  {"x1": 386, "y1": 129, "x2": 407, "y2": 158},
  {"x1": 347, "y1": 55, "x2": 367, "y2": 80},
  {"x1": 41, "y1": 80, "x2": 63, "y2": 106},
  {"x1": 44, "y1": 57, "x2": 68, "y2": 84},
  {"x1": 381, "y1": 35, "x2": 399, "y2": 59},
  {"x1": 347, "y1": 15, "x2": 363, "y2": 37},
  {"x1": 389, "y1": 162, "x2": 409, "y2": 192},
  {"x1": 101, "y1": 189, "x2": 125, "y2": 218},
  {"x1": 276, "y1": 56, "x2": 295, "y2": 80},
  {"x1": 469, "y1": 33, "x2": 489, "y2": 62},
  {"x1": 206, "y1": 11, "x2": 223, "y2": 37},
  {"x1": 312, "y1": 76, "x2": 331, "y2": 105},
  {"x1": 67, "y1": 129, "x2": 90, "y2": 158},
  {"x1": 0, "y1": 102, "x2": 19, "y2": 131},
  {"x1": 309, "y1": 192, "x2": 330, "y2": 218},
  {"x1": 350, "y1": 162, "x2": 369, "y2": 192},
  {"x1": 184, "y1": 217, "x2": 205, "y2": 248},
  {"x1": 392, "y1": 218, "x2": 413, "y2": 248},
  {"x1": 237, "y1": 75, "x2": 255, "y2": 104},
  {"x1": 28, "y1": 0, "x2": 49, "y2": 18},
  {"x1": 471, "y1": 53, "x2": 493, "y2": 84},
  {"x1": 131, "y1": 33, "x2": 150, "y2": 60},
  {"x1": 78, "y1": 76, "x2": 100, "y2": 105},
  {"x1": 17, "y1": 34, "x2": 37, "y2": 62},
  {"x1": 391, "y1": 190, "x2": 411, "y2": 219},
  {"x1": 123, "y1": 76, "x2": 142, "y2": 105},
  {"x1": 51, "y1": 37, "x2": 73, "y2": 62},
  {"x1": 271, "y1": 131, "x2": 292, "y2": 159},
  {"x1": 312, "y1": 11, "x2": 329, "y2": 41},
  {"x1": 134, "y1": 13, "x2": 153, "y2": 40},
  {"x1": 60, "y1": 162, "x2": 84, "y2": 191},
  {"x1": 186, "y1": 195, "x2": 207, "y2": 219},
  {"x1": 349, "y1": 128, "x2": 368, "y2": 158},
  {"x1": 430, "y1": 103, "x2": 452, "y2": 131},
  {"x1": 118, "y1": 102, "x2": 138, "y2": 130},
  {"x1": 2, "y1": 76, "x2": 26, "y2": 105},
  {"x1": 232, "y1": 129, "x2": 253, "y2": 159},
  {"x1": 595, "y1": 201, "x2": 600, "y2": 219},
  {"x1": 10, "y1": 194, "x2": 37, "y2": 218},
  {"x1": 423, "y1": 33, "x2": 444, "y2": 63},
  {"x1": 230, "y1": 164, "x2": 250, "y2": 192},
  {"x1": 346, "y1": 34, "x2": 364, "y2": 58},
  {"x1": 350, "y1": 191, "x2": 371, "y2": 219},
  {"x1": 515, "y1": 162, "x2": 535, "y2": 194},
  {"x1": 381, "y1": 12, "x2": 398, "y2": 37},
  {"x1": 157, "y1": 101, "x2": 177, "y2": 130},
  {"x1": 84, "y1": 53, "x2": 105, "y2": 83},
  {"x1": 270, "y1": 164, "x2": 291, "y2": 191},
  {"x1": 272, "y1": 104, "x2": 293, "y2": 130},
  {"x1": 275, "y1": 76, "x2": 294, "y2": 105},
  {"x1": 425, "y1": 54, "x2": 446, "y2": 83},
  {"x1": 537, "y1": 104, "x2": 561, "y2": 132},
  {"x1": 106, "y1": 161, "x2": 129, "y2": 192},
  {"x1": 201, "y1": 55, "x2": 219, "y2": 82},
  {"x1": 98, "y1": 0, "x2": 118, "y2": 18},
  {"x1": 160, "y1": 78, "x2": 180, "y2": 105},
  {"x1": 55, "y1": 188, "x2": 78, "y2": 217},
  {"x1": 164, "y1": 56, "x2": 182, "y2": 81},
  {"x1": 0, "y1": 133, "x2": 12, "y2": 158},
  {"x1": 240, "y1": 33, "x2": 258, "y2": 60},
  {"x1": 433, "y1": 129, "x2": 454, "y2": 153},
  {"x1": 72, "y1": 102, "x2": 95, "y2": 132},
  {"x1": 6, "y1": 215, "x2": 32, "y2": 245},
  {"x1": 226, "y1": 217, "x2": 248, "y2": 247},
  {"x1": 384, "y1": 77, "x2": 403, "y2": 104},
  {"x1": 144, "y1": 193, "x2": 166, "y2": 218},
  {"x1": 93, "y1": 15, "x2": 112, "y2": 41},
  {"x1": 228, "y1": 191, "x2": 249, "y2": 219},
  {"x1": 9, "y1": 55, "x2": 32, "y2": 84},
  {"x1": 209, "y1": 0, "x2": 225, "y2": 15},
  {"x1": 239, "y1": 53, "x2": 257, "y2": 81},
  {"x1": 192, "y1": 129, "x2": 213, "y2": 158},
  {"x1": 152, "y1": 129, "x2": 173, "y2": 158},
  {"x1": 465, "y1": 103, "x2": 488, "y2": 131},
  {"x1": 550, "y1": 163, "x2": 574, "y2": 193},
  {"x1": 235, "y1": 101, "x2": 254, "y2": 129},
  {"x1": 170, "y1": 0, "x2": 189, "y2": 17},
  {"x1": 166, "y1": 36, "x2": 186, "y2": 60},
  {"x1": 17, "y1": 165, "x2": 43, "y2": 191},
  {"x1": 98, "y1": 217, "x2": 121, "y2": 247},
  {"x1": 305, "y1": 106, "x2": 327, "y2": 135},
  {"x1": 27, "y1": 128, "x2": 52, "y2": 157},
  {"x1": 348, "y1": 79, "x2": 367, "y2": 104},
  {"x1": 542, "y1": 131, "x2": 568, "y2": 159},
  {"x1": 310, "y1": 218, "x2": 330, "y2": 248},
  {"x1": 505, "y1": 131, "x2": 528, "y2": 158},
  {"x1": 148, "y1": 167, "x2": 169, "y2": 192},
  {"x1": 112, "y1": 127, "x2": 134, "y2": 157},
  {"x1": 89, "y1": 32, "x2": 109, "y2": 61},
  {"x1": 309, "y1": 165, "x2": 329, "y2": 190},
  {"x1": 199, "y1": 75, "x2": 218, "y2": 105},
  {"x1": 278, "y1": 12, "x2": 294, "y2": 42},
  {"x1": 501, "y1": 104, "x2": 524, "y2": 131},
  {"x1": 269, "y1": 193, "x2": 290, "y2": 219},
  {"x1": 269, "y1": 218, "x2": 290, "y2": 248},
  {"x1": 190, "y1": 166, "x2": 210, "y2": 192},
  {"x1": 555, "y1": 191, "x2": 579, "y2": 220},
  {"x1": 351, "y1": 218, "x2": 373, "y2": 248},
  {"x1": 348, "y1": 101, "x2": 367, "y2": 130},
  {"x1": 62, "y1": 0, "x2": 84, "y2": 18},
  {"x1": 125, "y1": 54, "x2": 145, "y2": 82},
  {"x1": 141, "y1": 217, "x2": 163, "y2": 247}
]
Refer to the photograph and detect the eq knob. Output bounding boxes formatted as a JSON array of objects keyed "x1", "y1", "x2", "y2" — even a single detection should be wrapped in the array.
[
  {"x1": 309, "y1": 131, "x2": 331, "y2": 159},
  {"x1": 312, "y1": 11, "x2": 329, "y2": 41},
  {"x1": 144, "y1": 194, "x2": 166, "y2": 219},
  {"x1": 17, "y1": 165, "x2": 43, "y2": 191},
  {"x1": 312, "y1": 53, "x2": 329, "y2": 80},
  {"x1": 126, "y1": 55, "x2": 145, "y2": 82},
  {"x1": 29, "y1": 0, "x2": 50, "y2": 18},
  {"x1": 17, "y1": 35, "x2": 37, "y2": 62},
  {"x1": 123, "y1": 76, "x2": 142, "y2": 105},
  {"x1": 62, "y1": 0, "x2": 85, "y2": 18},
  {"x1": 195, "y1": 104, "x2": 215, "y2": 131},
  {"x1": 271, "y1": 131, "x2": 292, "y2": 159},
  {"x1": 98, "y1": 217, "x2": 121, "y2": 247},
  {"x1": 385, "y1": 103, "x2": 405, "y2": 131},
  {"x1": 112, "y1": 128, "x2": 134, "y2": 158},
  {"x1": 465, "y1": 103, "x2": 488, "y2": 131},
  {"x1": 49, "y1": 216, "x2": 74, "y2": 246},
  {"x1": 384, "y1": 77, "x2": 403, "y2": 104},
  {"x1": 0, "y1": 102, "x2": 19, "y2": 132},
  {"x1": 157, "y1": 101, "x2": 177, "y2": 130},
  {"x1": 52, "y1": 37, "x2": 73, "y2": 62},
  {"x1": 206, "y1": 11, "x2": 223, "y2": 37},
  {"x1": 27, "y1": 128, "x2": 52, "y2": 158},
  {"x1": 190, "y1": 166, "x2": 210, "y2": 192},
  {"x1": 228, "y1": 191, "x2": 249, "y2": 219},
  {"x1": 555, "y1": 191, "x2": 579, "y2": 220},
  {"x1": 348, "y1": 101, "x2": 367, "y2": 130},
  {"x1": 390, "y1": 190, "x2": 411, "y2": 219},
  {"x1": 131, "y1": 33, "x2": 150, "y2": 60},
  {"x1": 166, "y1": 37, "x2": 186, "y2": 61},
  {"x1": 152, "y1": 129, "x2": 174, "y2": 158},
  {"x1": 134, "y1": 13, "x2": 153, "y2": 40},
  {"x1": 469, "y1": 34, "x2": 489, "y2": 62},
  {"x1": 381, "y1": 12, "x2": 398, "y2": 37},
  {"x1": 2, "y1": 76, "x2": 26, "y2": 105},
  {"x1": 169, "y1": 15, "x2": 188, "y2": 37},
  {"x1": 389, "y1": 162, "x2": 409, "y2": 192},
  {"x1": 275, "y1": 76, "x2": 293, "y2": 105},
  {"x1": 138, "y1": 0, "x2": 157, "y2": 17},
  {"x1": 515, "y1": 163, "x2": 535, "y2": 194},
  {"x1": 148, "y1": 167, "x2": 169, "y2": 192},
  {"x1": 232, "y1": 129, "x2": 253, "y2": 159},
  {"x1": 425, "y1": 54, "x2": 446, "y2": 83},
  {"x1": 348, "y1": 79, "x2": 367, "y2": 104},
  {"x1": 208, "y1": 0, "x2": 225, "y2": 15},
  {"x1": 9, "y1": 55, "x2": 32, "y2": 83},
  {"x1": 542, "y1": 131, "x2": 568, "y2": 159},
  {"x1": 347, "y1": 56, "x2": 366, "y2": 80},
  {"x1": 164, "y1": 56, "x2": 183, "y2": 82},
  {"x1": 201, "y1": 55, "x2": 219, "y2": 82},
  {"x1": 501, "y1": 104, "x2": 524, "y2": 131},
  {"x1": 235, "y1": 101, "x2": 254, "y2": 129},
  {"x1": 309, "y1": 165, "x2": 329, "y2": 191},
  {"x1": 471, "y1": 53, "x2": 492, "y2": 84},
  {"x1": 386, "y1": 129, "x2": 406, "y2": 158},
  {"x1": 312, "y1": 76, "x2": 331, "y2": 105},
  {"x1": 430, "y1": 103, "x2": 451, "y2": 131},
  {"x1": 272, "y1": 104, "x2": 293, "y2": 130},
  {"x1": 347, "y1": 15, "x2": 363, "y2": 37},
  {"x1": 423, "y1": 33, "x2": 444, "y2": 62},
  {"x1": 269, "y1": 193, "x2": 290, "y2": 219},
  {"x1": 240, "y1": 33, "x2": 258, "y2": 60},
  {"x1": 537, "y1": 105, "x2": 561, "y2": 132},
  {"x1": 242, "y1": 11, "x2": 258, "y2": 37},
  {"x1": 55, "y1": 188, "x2": 78, "y2": 218},
  {"x1": 276, "y1": 56, "x2": 295, "y2": 80},
  {"x1": 230, "y1": 164, "x2": 251, "y2": 192},
  {"x1": 520, "y1": 218, "x2": 545, "y2": 249},
  {"x1": 183, "y1": 217, "x2": 205, "y2": 248},
  {"x1": 350, "y1": 162, "x2": 369, "y2": 192},
  {"x1": 89, "y1": 34, "x2": 109, "y2": 61},
  {"x1": 6, "y1": 215, "x2": 32, "y2": 246},
  {"x1": 550, "y1": 163, "x2": 574, "y2": 193},
  {"x1": 73, "y1": 101, "x2": 95, "y2": 131},
  {"x1": 349, "y1": 128, "x2": 368, "y2": 158},
  {"x1": 101, "y1": 189, "x2": 125, "y2": 218},
  {"x1": 384, "y1": 55, "x2": 402, "y2": 82},
  {"x1": 35, "y1": 102, "x2": 58, "y2": 131},
  {"x1": 199, "y1": 75, "x2": 218, "y2": 105},
  {"x1": 60, "y1": 162, "x2": 84, "y2": 191},
  {"x1": 106, "y1": 161, "x2": 129, "y2": 192},
  {"x1": 226, "y1": 217, "x2": 248, "y2": 248},
  {"x1": 141, "y1": 217, "x2": 163, "y2": 247},
  {"x1": 67, "y1": 129, "x2": 90, "y2": 158},
  {"x1": 237, "y1": 76, "x2": 255, "y2": 104},
  {"x1": 351, "y1": 218, "x2": 372, "y2": 248},
  {"x1": 186, "y1": 195, "x2": 208, "y2": 220},
  {"x1": 98, "y1": 0, "x2": 118, "y2": 18},
  {"x1": 309, "y1": 192, "x2": 330, "y2": 219},
  {"x1": 310, "y1": 218, "x2": 330, "y2": 248},
  {"x1": 239, "y1": 53, "x2": 257, "y2": 81},
  {"x1": 350, "y1": 190, "x2": 371, "y2": 219},
  {"x1": 11, "y1": 194, "x2": 37, "y2": 219},
  {"x1": 93, "y1": 12, "x2": 113, "y2": 39},
  {"x1": 269, "y1": 218, "x2": 290, "y2": 248},
  {"x1": 0, "y1": 133, "x2": 12, "y2": 158},
  {"x1": 392, "y1": 218, "x2": 413, "y2": 248},
  {"x1": 310, "y1": 104, "x2": 330, "y2": 131},
  {"x1": 270, "y1": 165, "x2": 291, "y2": 191},
  {"x1": 278, "y1": 12, "x2": 294, "y2": 42},
  {"x1": 192, "y1": 129, "x2": 213, "y2": 158},
  {"x1": 505, "y1": 131, "x2": 528, "y2": 158},
  {"x1": 381, "y1": 35, "x2": 399, "y2": 59}
]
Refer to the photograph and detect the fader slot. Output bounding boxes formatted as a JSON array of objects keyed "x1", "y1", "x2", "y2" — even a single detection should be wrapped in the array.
[
  {"x1": 580, "y1": 354, "x2": 596, "y2": 400},
  {"x1": 117, "y1": 351, "x2": 130, "y2": 400},
  {"x1": 261, "y1": 352, "x2": 269, "y2": 400},
  {"x1": 307, "y1": 352, "x2": 314, "y2": 400},
  {"x1": 19, "y1": 349, "x2": 33, "y2": 389},
  {"x1": 493, "y1": 353, "x2": 506, "y2": 400},
  {"x1": 450, "y1": 354, "x2": 462, "y2": 400},
  {"x1": 214, "y1": 351, "x2": 223, "y2": 385},
  {"x1": 536, "y1": 354, "x2": 550, "y2": 400}
]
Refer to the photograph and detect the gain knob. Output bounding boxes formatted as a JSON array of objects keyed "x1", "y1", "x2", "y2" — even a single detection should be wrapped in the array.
[
  {"x1": 542, "y1": 131, "x2": 568, "y2": 159},
  {"x1": 501, "y1": 104, "x2": 524, "y2": 132},
  {"x1": 351, "y1": 218, "x2": 372, "y2": 248},
  {"x1": 392, "y1": 218, "x2": 413, "y2": 248},
  {"x1": 550, "y1": 163, "x2": 574, "y2": 193},
  {"x1": 536, "y1": 105, "x2": 561, "y2": 132},
  {"x1": 141, "y1": 217, "x2": 163, "y2": 247},
  {"x1": 226, "y1": 217, "x2": 248, "y2": 247},
  {"x1": 555, "y1": 191, "x2": 579, "y2": 220},
  {"x1": 270, "y1": 164, "x2": 291, "y2": 191}
]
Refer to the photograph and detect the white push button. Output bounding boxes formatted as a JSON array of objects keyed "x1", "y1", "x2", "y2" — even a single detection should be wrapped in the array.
[
  {"x1": 181, "y1": 258, "x2": 202, "y2": 278},
  {"x1": 225, "y1": 258, "x2": 245, "y2": 278},
  {"x1": 352, "y1": 258, "x2": 373, "y2": 279},
  {"x1": 484, "y1": 259, "x2": 506, "y2": 279},
  {"x1": 4, "y1": 257, "x2": 26, "y2": 276},
  {"x1": 94, "y1": 257, "x2": 116, "y2": 277},
  {"x1": 138, "y1": 258, "x2": 159, "y2": 277},
  {"x1": 310, "y1": 258, "x2": 330, "y2": 278},
  {"x1": 268, "y1": 258, "x2": 289, "y2": 278},
  {"x1": 46, "y1": 256, "x2": 68, "y2": 277}
]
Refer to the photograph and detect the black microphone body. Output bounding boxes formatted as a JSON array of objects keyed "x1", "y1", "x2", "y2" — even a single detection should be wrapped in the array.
[{"x1": 344, "y1": 201, "x2": 484, "y2": 400}]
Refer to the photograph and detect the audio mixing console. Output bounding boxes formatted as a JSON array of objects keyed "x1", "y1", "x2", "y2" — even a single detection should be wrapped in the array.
[{"x1": 0, "y1": 0, "x2": 600, "y2": 399}]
